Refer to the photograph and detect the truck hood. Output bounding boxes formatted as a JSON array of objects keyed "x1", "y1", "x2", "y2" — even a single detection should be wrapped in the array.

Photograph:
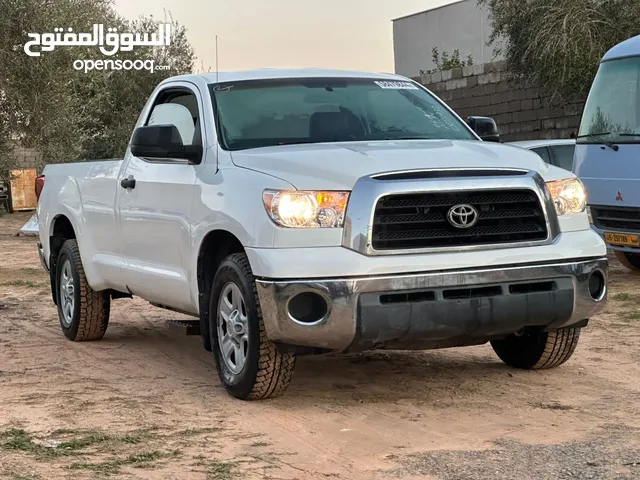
[{"x1": 230, "y1": 140, "x2": 567, "y2": 190}]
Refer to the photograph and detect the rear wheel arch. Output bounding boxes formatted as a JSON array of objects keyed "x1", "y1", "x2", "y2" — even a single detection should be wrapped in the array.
[
  {"x1": 51, "y1": 214, "x2": 76, "y2": 249},
  {"x1": 197, "y1": 230, "x2": 246, "y2": 351},
  {"x1": 48, "y1": 215, "x2": 78, "y2": 305}
]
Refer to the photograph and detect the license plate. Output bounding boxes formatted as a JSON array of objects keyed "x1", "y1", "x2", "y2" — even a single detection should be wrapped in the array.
[{"x1": 604, "y1": 232, "x2": 640, "y2": 247}]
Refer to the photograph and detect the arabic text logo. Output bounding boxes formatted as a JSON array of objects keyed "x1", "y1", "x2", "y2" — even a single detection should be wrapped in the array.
[{"x1": 24, "y1": 24, "x2": 171, "y2": 57}]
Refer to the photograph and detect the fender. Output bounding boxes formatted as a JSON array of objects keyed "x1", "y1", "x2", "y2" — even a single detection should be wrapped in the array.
[
  {"x1": 42, "y1": 176, "x2": 85, "y2": 259},
  {"x1": 44, "y1": 177, "x2": 106, "y2": 289}
]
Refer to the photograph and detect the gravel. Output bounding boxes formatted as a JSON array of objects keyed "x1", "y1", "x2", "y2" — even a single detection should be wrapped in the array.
[{"x1": 385, "y1": 425, "x2": 640, "y2": 480}]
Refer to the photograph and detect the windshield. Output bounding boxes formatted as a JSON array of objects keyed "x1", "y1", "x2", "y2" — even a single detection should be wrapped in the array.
[
  {"x1": 209, "y1": 77, "x2": 476, "y2": 150},
  {"x1": 578, "y1": 57, "x2": 640, "y2": 144}
]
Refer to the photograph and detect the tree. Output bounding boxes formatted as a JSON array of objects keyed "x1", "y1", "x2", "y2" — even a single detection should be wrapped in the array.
[
  {"x1": 479, "y1": 0, "x2": 640, "y2": 105},
  {"x1": 0, "y1": 0, "x2": 195, "y2": 180}
]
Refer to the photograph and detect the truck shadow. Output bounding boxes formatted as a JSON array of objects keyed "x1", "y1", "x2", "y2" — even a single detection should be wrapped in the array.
[
  {"x1": 283, "y1": 348, "x2": 524, "y2": 404},
  {"x1": 102, "y1": 319, "x2": 547, "y2": 407}
]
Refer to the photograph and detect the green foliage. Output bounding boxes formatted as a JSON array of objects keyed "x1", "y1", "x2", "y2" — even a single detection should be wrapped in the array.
[
  {"x1": 421, "y1": 48, "x2": 473, "y2": 75},
  {"x1": 0, "y1": 428, "x2": 111, "y2": 460},
  {"x1": 432, "y1": 48, "x2": 473, "y2": 71},
  {"x1": 0, "y1": 280, "x2": 47, "y2": 287},
  {"x1": 420, "y1": 47, "x2": 473, "y2": 75},
  {"x1": 479, "y1": 0, "x2": 640, "y2": 104},
  {"x1": 0, "y1": 0, "x2": 195, "y2": 180},
  {"x1": 1, "y1": 429, "x2": 37, "y2": 452},
  {"x1": 206, "y1": 460, "x2": 237, "y2": 480},
  {"x1": 70, "y1": 450, "x2": 179, "y2": 474},
  {"x1": 613, "y1": 292, "x2": 640, "y2": 302},
  {"x1": 0, "y1": 97, "x2": 17, "y2": 181}
]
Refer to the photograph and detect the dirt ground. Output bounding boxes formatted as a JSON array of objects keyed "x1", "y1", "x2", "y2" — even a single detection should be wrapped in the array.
[{"x1": 1, "y1": 211, "x2": 639, "y2": 480}]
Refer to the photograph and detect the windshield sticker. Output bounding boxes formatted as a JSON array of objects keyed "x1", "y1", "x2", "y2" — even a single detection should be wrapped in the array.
[{"x1": 374, "y1": 80, "x2": 419, "y2": 90}]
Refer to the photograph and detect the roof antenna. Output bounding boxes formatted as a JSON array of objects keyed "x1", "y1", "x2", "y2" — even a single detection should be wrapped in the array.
[{"x1": 214, "y1": 35, "x2": 220, "y2": 172}]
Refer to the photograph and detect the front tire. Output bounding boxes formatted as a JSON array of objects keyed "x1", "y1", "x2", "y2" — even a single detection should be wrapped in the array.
[
  {"x1": 209, "y1": 253, "x2": 296, "y2": 400},
  {"x1": 56, "y1": 239, "x2": 110, "y2": 341},
  {"x1": 491, "y1": 327, "x2": 581, "y2": 370},
  {"x1": 615, "y1": 250, "x2": 640, "y2": 272}
]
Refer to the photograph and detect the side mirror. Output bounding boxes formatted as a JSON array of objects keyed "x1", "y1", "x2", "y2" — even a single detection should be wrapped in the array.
[
  {"x1": 467, "y1": 116, "x2": 500, "y2": 143},
  {"x1": 130, "y1": 125, "x2": 203, "y2": 164}
]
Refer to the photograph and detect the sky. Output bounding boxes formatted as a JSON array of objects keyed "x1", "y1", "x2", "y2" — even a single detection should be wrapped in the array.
[{"x1": 114, "y1": 0, "x2": 453, "y2": 73}]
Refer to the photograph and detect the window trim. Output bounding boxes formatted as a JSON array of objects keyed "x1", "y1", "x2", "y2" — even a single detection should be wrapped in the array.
[{"x1": 141, "y1": 84, "x2": 206, "y2": 164}]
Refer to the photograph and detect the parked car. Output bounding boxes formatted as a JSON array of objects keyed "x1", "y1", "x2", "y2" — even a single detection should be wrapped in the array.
[
  {"x1": 35, "y1": 69, "x2": 607, "y2": 400},
  {"x1": 574, "y1": 34, "x2": 640, "y2": 272},
  {"x1": 508, "y1": 139, "x2": 576, "y2": 172}
]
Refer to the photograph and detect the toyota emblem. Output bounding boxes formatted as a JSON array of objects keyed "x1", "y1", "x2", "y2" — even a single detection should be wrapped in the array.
[{"x1": 447, "y1": 204, "x2": 479, "y2": 229}]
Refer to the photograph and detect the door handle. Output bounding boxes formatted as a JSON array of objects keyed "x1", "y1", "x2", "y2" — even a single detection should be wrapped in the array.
[{"x1": 120, "y1": 175, "x2": 136, "y2": 189}]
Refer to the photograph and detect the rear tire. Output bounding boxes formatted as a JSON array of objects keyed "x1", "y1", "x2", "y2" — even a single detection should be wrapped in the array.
[
  {"x1": 209, "y1": 253, "x2": 296, "y2": 400},
  {"x1": 56, "y1": 240, "x2": 110, "y2": 341},
  {"x1": 615, "y1": 250, "x2": 640, "y2": 272},
  {"x1": 491, "y1": 327, "x2": 581, "y2": 370}
]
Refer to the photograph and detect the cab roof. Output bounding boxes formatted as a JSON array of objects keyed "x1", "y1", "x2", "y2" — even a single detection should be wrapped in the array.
[
  {"x1": 602, "y1": 34, "x2": 640, "y2": 62},
  {"x1": 167, "y1": 68, "x2": 408, "y2": 85}
]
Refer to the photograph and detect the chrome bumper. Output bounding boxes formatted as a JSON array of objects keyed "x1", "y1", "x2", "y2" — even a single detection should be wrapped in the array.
[{"x1": 255, "y1": 258, "x2": 608, "y2": 352}]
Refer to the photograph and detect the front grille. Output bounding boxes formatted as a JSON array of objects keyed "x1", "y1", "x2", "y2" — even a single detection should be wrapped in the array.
[
  {"x1": 591, "y1": 205, "x2": 640, "y2": 232},
  {"x1": 378, "y1": 281, "x2": 556, "y2": 305},
  {"x1": 372, "y1": 189, "x2": 548, "y2": 250}
]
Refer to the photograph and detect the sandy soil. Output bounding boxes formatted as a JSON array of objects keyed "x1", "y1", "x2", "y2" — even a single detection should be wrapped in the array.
[{"x1": 1, "y1": 211, "x2": 639, "y2": 480}]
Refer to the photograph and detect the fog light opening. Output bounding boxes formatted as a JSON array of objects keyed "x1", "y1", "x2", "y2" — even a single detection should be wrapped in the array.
[
  {"x1": 588, "y1": 270, "x2": 606, "y2": 301},
  {"x1": 287, "y1": 292, "x2": 329, "y2": 325}
]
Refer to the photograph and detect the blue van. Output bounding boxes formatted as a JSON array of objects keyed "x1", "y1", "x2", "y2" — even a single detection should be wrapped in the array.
[{"x1": 574, "y1": 35, "x2": 640, "y2": 271}]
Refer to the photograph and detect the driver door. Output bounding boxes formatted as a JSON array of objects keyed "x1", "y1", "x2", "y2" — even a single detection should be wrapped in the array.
[{"x1": 116, "y1": 84, "x2": 204, "y2": 313}]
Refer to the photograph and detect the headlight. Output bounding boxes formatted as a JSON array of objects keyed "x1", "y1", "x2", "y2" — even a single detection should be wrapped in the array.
[
  {"x1": 546, "y1": 178, "x2": 587, "y2": 215},
  {"x1": 262, "y1": 190, "x2": 350, "y2": 228}
]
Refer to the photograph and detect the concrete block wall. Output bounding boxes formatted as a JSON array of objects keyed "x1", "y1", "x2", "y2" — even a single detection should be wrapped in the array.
[
  {"x1": 11, "y1": 146, "x2": 42, "y2": 171},
  {"x1": 415, "y1": 61, "x2": 584, "y2": 142}
]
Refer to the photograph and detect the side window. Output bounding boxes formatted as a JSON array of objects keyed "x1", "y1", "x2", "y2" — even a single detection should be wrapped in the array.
[
  {"x1": 551, "y1": 145, "x2": 576, "y2": 171},
  {"x1": 147, "y1": 90, "x2": 202, "y2": 147},
  {"x1": 531, "y1": 147, "x2": 551, "y2": 164}
]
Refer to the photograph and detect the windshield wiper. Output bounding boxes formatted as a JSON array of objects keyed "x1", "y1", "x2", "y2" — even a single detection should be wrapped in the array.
[
  {"x1": 275, "y1": 140, "x2": 318, "y2": 147},
  {"x1": 378, "y1": 136, "x2": 435, "y2": 141},
  {"x1": 618, "y1": 132, "x2": 640, "y2": 137},
  {"x1": 575, "y1": 132, "x2": 619, "y2": 151}
]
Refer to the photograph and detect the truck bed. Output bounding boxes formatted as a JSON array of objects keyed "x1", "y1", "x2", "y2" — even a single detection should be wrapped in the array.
[{"x1": 38, "y1": 159, "x2": 124, "y2": 289}]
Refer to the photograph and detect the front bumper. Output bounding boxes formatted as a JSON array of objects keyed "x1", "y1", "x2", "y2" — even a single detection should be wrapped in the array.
[{"x1": 255, "y1": 258, "x2": 608, "y2": 352}]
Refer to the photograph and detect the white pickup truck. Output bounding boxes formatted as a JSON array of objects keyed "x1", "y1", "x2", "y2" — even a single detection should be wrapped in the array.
[{"x1": 36, "y1": 68, "x2": 608, "y2": 400}]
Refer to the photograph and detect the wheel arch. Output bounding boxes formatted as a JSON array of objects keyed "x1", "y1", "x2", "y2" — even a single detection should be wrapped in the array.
[
  {"x1": 197, "y1": 229, "x2": 246, "y2": 351},
  {"x1": 48, "y1": 214, "x2": 78, "y2": 305}
]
